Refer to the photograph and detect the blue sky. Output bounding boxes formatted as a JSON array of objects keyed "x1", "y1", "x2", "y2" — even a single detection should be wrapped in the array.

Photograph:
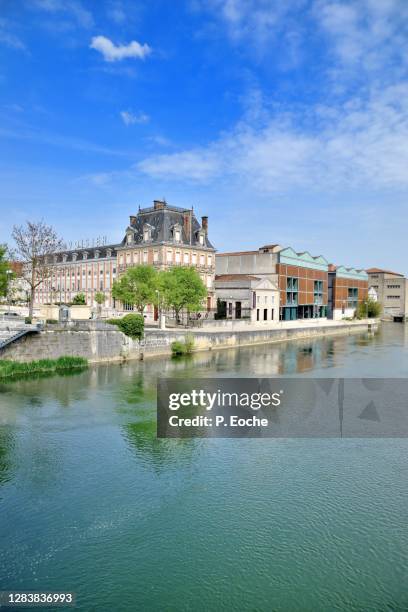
[{"x1": 0, "y1": 0, "x2": 407, "y2": 272}]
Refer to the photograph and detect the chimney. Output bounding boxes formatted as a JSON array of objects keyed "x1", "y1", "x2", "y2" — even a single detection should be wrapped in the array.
[
  {"x1": 129, "y1": 215, "x2": 136, "y2": 226},
  {"x1": 201, "y1": 216, "x2": 208, "y2": 234},
  {"x1": 183, "y1": 210, "x2": 192, "y2": 244},
  {"x1": 154, "y1": 199, "x2": 166, "y2": 210}
]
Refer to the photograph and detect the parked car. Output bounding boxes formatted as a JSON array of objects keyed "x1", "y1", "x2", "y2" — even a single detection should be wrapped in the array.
[{"x1": 2, "y1": 311, "x2": 21, "y2": 318}]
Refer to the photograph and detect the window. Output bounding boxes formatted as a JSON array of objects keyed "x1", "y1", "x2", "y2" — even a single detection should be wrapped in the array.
[
  {"x1": 127, "y1": 233, "x2": 133, "y2": 244},
  {"x1": 153, "y1": 251, "x2": 159, "y2": 263},
  {"x1": 184, "y1": 252, "x2": 189, "y2": 264},
  {"x1": 175, "y1": 251, "x2": 181, "y2": 263},
  {"x1": 387, "y1": 284, "x2": 401, "y2": 289},
  {"x1": 264, "y1": 295, "x2": 268, "y2": 305},
  {"x1": 192, "y1": 253, "x2": 197, "y2": 265},
  {"x1": 167, "y1": 251, "x2": 173, "y2": 263},
  {"x1": 200, "y1": 254, "x2": 205, "y2": 266},
  {"x1": 286, "y1": 277, "x2": 298, "y2": 305},
  {"x1": 199, "y1": 234, "x2": 204, "y2": 245},
  {"x1": 143, "y1": 251, "x2": 148, "y2": 263},
  {"x1": 314, "y1": 280, "x2": 323, "y2": 305},
  {"x1": 347, "y1": 287, "x2": 358, "y2": 308},
  {"x1": 175, "y1": 229, "x2": 181, "y2": 242},
  {"x1": 208, "y1": 254, "x2": 212, "y2": 266},
  {"x1": 123, "y1": 302, "x2": 134, "y2": 311}
]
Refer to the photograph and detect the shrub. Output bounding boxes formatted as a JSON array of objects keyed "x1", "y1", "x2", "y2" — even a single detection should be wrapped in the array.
[
  {"x1": 356, "y1": 299, "x2": 382, "y2": 319},
  {"x1": 46, "y1": 319, "x2": 58, "y2": 324},
  {"x1": 117, "y1": 313, "x2": 144, "y2": 339},
  {"x1": 24, "y1": 316, "x2": 32, "y2": 324},
  {"x1": 72, "y1": 293, "x2": 86, "y2": 305},
  {"x1": 171, "y1": 335, "x2": 195, "y2": 356},
  {"x1": 106, "y1": 318, "x2": 121, "y2": 326},
  {"x1": 171, "y1": 340, "x2": 187, "y2": 356}
]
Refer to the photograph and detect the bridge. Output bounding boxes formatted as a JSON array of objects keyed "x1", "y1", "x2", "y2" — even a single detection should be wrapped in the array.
[{"x1": 0, "y1": 320, "x2": 40, "y2": 352}]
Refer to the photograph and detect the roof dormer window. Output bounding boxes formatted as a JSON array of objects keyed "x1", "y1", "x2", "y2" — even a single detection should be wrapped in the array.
[
  {"x1": 106, "y1": 248, "x2": 112, "y2": 257},
  {"x1": 171, "y1": 223, "x2": 182, "y2": 243},
  {"x1": 83, "y1": 251, "x2": 88, "y2": 260},
  {"x1": 198, "y1": 231, "x2": 205, "y2": 246},
  {"x1": 72, "y1": 252, "x2": 78, "y2": 262},
  {"x1": 62, "y1": 253, "x2": 68, "y2": 263},
  {"x1": 143, "y1": 224, "x2": 152, "y2": 242},
  {"x1": 94, "y1": 250, "x2": 100, "y2": 259},
  {"x1": 126, "y1": 232, "x2": 133, "y2": 245}
]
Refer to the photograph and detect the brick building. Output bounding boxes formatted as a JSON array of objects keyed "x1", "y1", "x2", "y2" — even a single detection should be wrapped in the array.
[
  {"x1": 328, "y1": 265, "x2": 368, "y2": 320},
  {"x1": 216, "y1": 244, "x2": 329, "y2": 321}
]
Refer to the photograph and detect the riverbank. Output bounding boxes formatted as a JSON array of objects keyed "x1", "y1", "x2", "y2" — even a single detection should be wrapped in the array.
[
  {"x1": 0, "y1": 356, "x2": 88, "y2": 380},
  {"x1": 0, "y1": 318, "x2": 379, "y2": 363}
]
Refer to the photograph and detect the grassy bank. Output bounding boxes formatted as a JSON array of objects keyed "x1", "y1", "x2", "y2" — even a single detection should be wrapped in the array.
[{"x1": 0, "y1": 356, "x2": 88, "y2": 380}]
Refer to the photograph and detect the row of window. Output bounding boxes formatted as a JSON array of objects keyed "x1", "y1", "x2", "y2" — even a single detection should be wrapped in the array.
[
  {"x1": 120, "y1": 250, "x2": 213, "y2": 267},
  {"x1": 286, "y1": 277, "x2": 325, "y2": 306}
]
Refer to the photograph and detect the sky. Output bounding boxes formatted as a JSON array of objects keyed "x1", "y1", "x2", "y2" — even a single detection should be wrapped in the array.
[{"x1": 0, "y1": 0, "x2": 407, "y2": 272}]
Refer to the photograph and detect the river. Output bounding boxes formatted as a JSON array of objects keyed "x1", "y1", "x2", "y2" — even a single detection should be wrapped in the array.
[{"x1": 0, "y1": 322, "x2": 407, "y2": 611}]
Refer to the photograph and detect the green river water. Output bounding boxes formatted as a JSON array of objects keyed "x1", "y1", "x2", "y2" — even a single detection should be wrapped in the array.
[{"x1": 0, "y1": 322, "x2": 407, "y2": 611}]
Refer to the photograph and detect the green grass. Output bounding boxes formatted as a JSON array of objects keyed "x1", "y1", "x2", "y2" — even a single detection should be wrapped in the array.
[{"x1": 0, "y1": 356, "x2": 88, "y2": 380}]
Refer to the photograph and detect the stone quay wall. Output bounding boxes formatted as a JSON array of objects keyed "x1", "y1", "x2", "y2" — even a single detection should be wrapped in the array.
[{"x1": 0, "y1": 320, "x2": 378, "y2": 363}]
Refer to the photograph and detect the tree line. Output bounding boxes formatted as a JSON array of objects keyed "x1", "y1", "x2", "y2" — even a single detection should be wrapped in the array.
[{"x1": 111, "y1": 264, "x2": 207, "y2": 321}]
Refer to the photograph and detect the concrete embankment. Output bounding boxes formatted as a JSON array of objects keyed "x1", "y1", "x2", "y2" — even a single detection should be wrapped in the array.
[{"x1": 0, "y1": 319, "x2": 378, "y2": 363}]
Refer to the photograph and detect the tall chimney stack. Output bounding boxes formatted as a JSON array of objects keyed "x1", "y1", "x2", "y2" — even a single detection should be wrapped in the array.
[
  {"x1": 201, "y1": 216, "x2": 208, "y2": 234},
  {"x1": 154, "y1": 199, "x2": 166, "y2": 210}
]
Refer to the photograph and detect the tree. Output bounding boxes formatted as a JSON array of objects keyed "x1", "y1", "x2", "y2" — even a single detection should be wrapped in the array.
[
  {"x1": 0, "y1": 245, "x2": 11, "y2": 299},
  {"x1": 112, "y1": 265, "x2": 158, "y2": 314},
  {"x1": 72, "y1": 293, "x2": 86, "y2": 305},
  {"x1": 94, "y1": 291, "x2": 105, "y2": 317},
  {"x1": 12, "y1": 221, "x2": 64, "y2": 318},
  {"x1": 158, "y1": 266, "x2": 207, "y2": 323},
  {"x1": 356, "y1": 298, "x2": 382, "y2": 319}
]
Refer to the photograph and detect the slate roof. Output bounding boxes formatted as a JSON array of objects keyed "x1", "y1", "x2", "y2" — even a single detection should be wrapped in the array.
[
  {"x1": 50, "y1": 244, "x2": 118, "y2": 264},
  {"x1": 123, "y1": 202, "x2": 214, "y2": 250}
]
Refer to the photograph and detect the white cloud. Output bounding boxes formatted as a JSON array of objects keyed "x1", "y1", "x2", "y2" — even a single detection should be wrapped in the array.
[
  {"x1": 31, "y1": 0, "x2": 94, "y2": 28},
  {"x1": 90, "y1": 36, "x2": 151, "y2": 62},
  {"x1": 137, "y1": 83, "x2": 408, "y2": 192},
  {"x1": 0, "y1": 19, "x2": 26, "y2": 50},
  {"x1": 120, "y1": 110, "x2": 150, "y2": 125}
]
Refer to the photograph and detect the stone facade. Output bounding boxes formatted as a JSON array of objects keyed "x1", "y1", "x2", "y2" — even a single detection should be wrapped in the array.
[
  {"x1": 33, "y1": 199, "x2": 216, "y2": 314},
  {"x1": 367, "y1": 268, "x2": 408, "y2": 318}
]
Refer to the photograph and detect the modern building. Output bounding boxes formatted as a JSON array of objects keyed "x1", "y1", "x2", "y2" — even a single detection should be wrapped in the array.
[
  {"x1": 328, "y1": 265, "x2": 368, "y2": 320},
  {"x1": 216, "y1": 244, "x2": 329, "y2": 321},
  {"x1": 34, "y1": 200, "x2": 216, "y2": 315},
  {"x1": 215, "y1": 274, "x2": 280, "y2": 322},
  {"x1": 366, "y1": 268, "x2": 408, "y2": 319}
]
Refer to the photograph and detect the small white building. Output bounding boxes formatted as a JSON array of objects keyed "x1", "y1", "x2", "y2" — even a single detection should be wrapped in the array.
[
  {"x1": 368, "y1": 286, "x2": 378, "y2": 302},
  {"x1": 215, "y1": 274, "x2": 280, "y2": 322}
]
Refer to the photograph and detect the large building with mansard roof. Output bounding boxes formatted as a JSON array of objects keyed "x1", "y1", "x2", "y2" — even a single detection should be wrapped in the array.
[{"x1": 34, "y1": 199, "x2": 216, "y2": 314}]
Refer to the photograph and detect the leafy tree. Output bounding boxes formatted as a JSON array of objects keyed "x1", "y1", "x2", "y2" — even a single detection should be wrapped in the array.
[
  {"x1": 0, "y1": 245, "x2": 11, "y2": 299},
  {"x1": 158, "y1": 266, "x2": 207, "y2": 322},
  {"x1": 94, "y1": 291, "x2": 105, "y2": 317},
  {"x1": 112, "y1": 265, "x2": 158, "y2": 314},
  {"x1": 356, "y1": 298, "x2": 382, "y2": 319},
  {"x1": 72, "y1": 292, "x2": 86, "y2": 305},
  {"x1": 12, "y1": 221, "x2": 64, "y2": 317}
]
